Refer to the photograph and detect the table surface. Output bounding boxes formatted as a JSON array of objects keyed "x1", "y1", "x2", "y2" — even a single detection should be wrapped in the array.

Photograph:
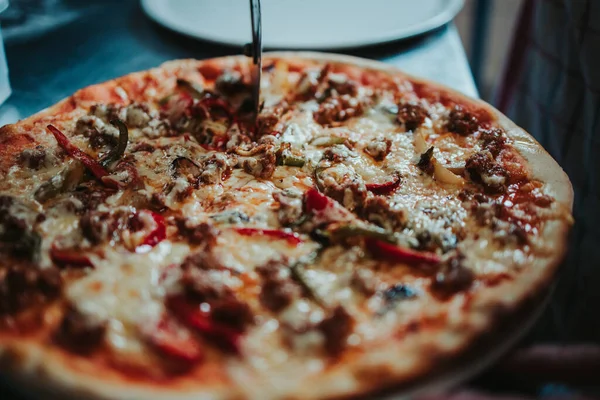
[{"x1": 0, "y1": 1, "x2": 476, "y2": 399}]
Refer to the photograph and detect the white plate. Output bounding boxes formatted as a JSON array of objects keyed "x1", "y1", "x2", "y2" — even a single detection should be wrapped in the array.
[{"x1": 141, "y1": 0, "x2": 464, "y2": 49}]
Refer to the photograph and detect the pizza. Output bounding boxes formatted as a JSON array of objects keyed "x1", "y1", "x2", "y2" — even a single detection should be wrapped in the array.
[{"x1": 0, "y1": 53, "x2": 573, "y2": 400}]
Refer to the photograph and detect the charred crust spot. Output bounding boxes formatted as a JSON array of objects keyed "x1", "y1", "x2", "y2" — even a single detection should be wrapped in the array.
[
  {"x1": 0, "y1": 133, "x2": 35, "y2": 159},
  {"x1": 446, "y1": 105, "x2": 479, "y2": 136},
  {"x1": 396, "y1": 101, "x2": 428, "y2": 131},
  {"x1": 417, "y1": 147, "x2": 435, "y2": 175},
  {"x1": 55, "y1": 306, "x2": 106, "y2": 354},
  {"x1": 318, "y1": 306, "x2": 354, "y2": 357},
  {"x1": 431, "y1": 253, "x2": 474, "y2": 298}
]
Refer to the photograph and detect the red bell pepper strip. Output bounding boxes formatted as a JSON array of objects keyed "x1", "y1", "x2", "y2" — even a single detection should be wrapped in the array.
[
  {"x1": 365, "y1": 238, "x2": 440, "y2": 266},
  {"x1": 365, "y1": 174, "x2": 402, "y2": 196},
  {"x1": 50, "y1": 246, "x2": 93, "y2": 268},
  {"x1": 145, "y1": 316, "x2": 204, "y2": 363},
  {"x1": 304, "y1": 189, "x2": 334, "y2": 213},
  {"x1": 234, "y1": 227, "x2": 302, "y2": 246},
  {"x1": 47, "y1": 125, "x2": 112, "y2": 183},
  {"x1": 302, "y1": 189, "x2": 356, "y2": 226},
  {"x1": 138, "y1": 210, "x2": 167, "y2": 248},
  {"x1": 167, "y1": 296, "x2": 241, "y2": 354}
]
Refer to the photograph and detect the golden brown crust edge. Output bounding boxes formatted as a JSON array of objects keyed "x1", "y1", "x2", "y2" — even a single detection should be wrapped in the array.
[{"x1": 0, "y1": 52, "x2": 574, "y2": 400}]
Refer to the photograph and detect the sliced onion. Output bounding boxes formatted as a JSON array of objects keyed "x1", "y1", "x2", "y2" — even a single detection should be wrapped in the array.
[
  {"x1": 433, "y1": 159, "x2": 465, "y2": 186},
  {"x1": 414, "y1": 134, "x2": 464, "y2": 186},
  {"x1": 444, "y1": 163, "x2": 466, "y2": 175},
  {"x1": 414, "y1": 132, "x2": 429, "y2": 154}
]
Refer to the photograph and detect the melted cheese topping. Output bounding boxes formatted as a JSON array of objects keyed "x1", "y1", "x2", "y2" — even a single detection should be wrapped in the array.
[
  {"x1": 67, "y1": 241, "x2": 190, "y2": 353},
  {"x1": 0, "y1": 58, "x2": 570, "y2": 396}
]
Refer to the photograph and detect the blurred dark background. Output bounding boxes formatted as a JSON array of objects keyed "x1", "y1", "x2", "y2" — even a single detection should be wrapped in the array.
[{"x1": 456, "y1": 0, "x2": 523, "y2": 99}]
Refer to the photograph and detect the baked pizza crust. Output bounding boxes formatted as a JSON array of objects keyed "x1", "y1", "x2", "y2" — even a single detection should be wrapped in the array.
[{"x1": 0, "y1": 52, "x2": 574, "y2": 400}]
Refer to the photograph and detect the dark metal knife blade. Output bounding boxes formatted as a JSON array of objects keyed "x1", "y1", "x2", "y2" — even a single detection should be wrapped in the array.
[{"x1": 243, "y1": 0, "x2": 262, "y2": 121}]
